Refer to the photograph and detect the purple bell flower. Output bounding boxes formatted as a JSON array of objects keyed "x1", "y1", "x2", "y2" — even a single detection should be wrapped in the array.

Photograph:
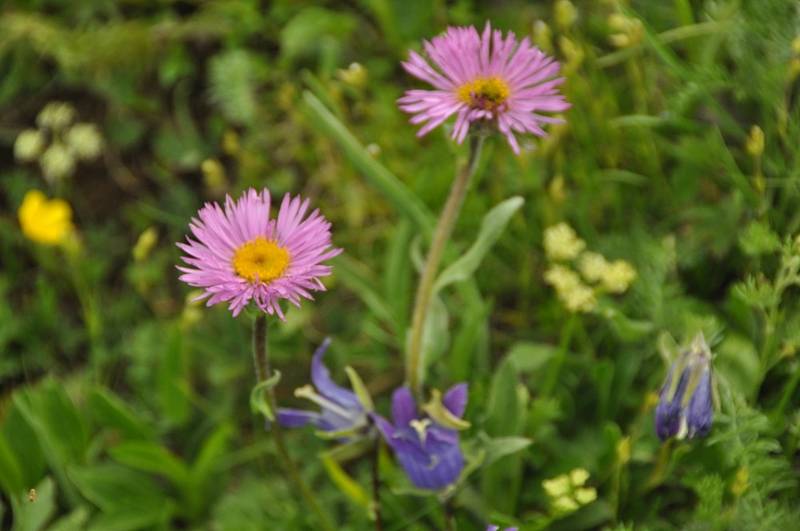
[
  {"x1": 487, "y1": 526, "x2": 518, "y2": 531},
  {"x1": 655, "y1": 333, "x2": 713, "y2": 441},
  {"x1": 276, "y1": 339, "x2": 368, "y2": 435},
  {"x1": 371, "y1": 384, "x2": 468, "y2": 490}
]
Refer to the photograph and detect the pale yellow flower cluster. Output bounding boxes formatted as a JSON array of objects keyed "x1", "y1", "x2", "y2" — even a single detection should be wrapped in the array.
[
  {"x1": 14, "y1": 101, "x2": 104, "y2": 183},
  {"x1": 543, "y1": 223, "x2": 637, "y2": 313},
  {"x1": 543, "y1": 468, "x2": 597, "y2": 513},
  {"x1": 544, "y1": 222, "x2": 585, "y2": 261},
  {"x1": 608, "y1": 12, "x2": 643, "y2": 48}
]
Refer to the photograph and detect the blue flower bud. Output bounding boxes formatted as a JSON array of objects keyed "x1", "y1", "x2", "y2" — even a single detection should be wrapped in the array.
[{"x1": 655, "y1": 334, "x2": 713, "y2": 441}]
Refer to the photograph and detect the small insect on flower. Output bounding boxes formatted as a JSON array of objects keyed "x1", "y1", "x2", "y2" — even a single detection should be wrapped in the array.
[
  {"x1": 177, "y1": 188, "x2": 342, "y2": 318},
  {"x1": 28, "y1": 488, "x2": 37, "y2": 502},
  {"x1": 398, "y1": 22, "x2": 569, "y2": 153},
  {"x1": 371, "y1": 384, "x2": 469, "y2": 490},
  {"x1": 655, "y1": 333, "x2": 714, "y2": 441},
  {"x1": 277, "y1": 339, "x2": 370, "y2": 439},
  {"x1": 18, "y1": 190, "x2": 75, "y2": 246}
]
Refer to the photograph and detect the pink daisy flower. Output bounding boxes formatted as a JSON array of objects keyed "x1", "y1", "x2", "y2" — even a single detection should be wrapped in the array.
[
  {"x1": 177, "y1": 188, "x2": 342, "y2": 318},
  {"x1": 398, "y1": 22, "x2": 570, "y2": 154}
]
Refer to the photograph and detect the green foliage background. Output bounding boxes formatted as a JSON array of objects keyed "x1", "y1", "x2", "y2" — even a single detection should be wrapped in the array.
[{"x1": 1, "y1": 0, "x2": 799, "y2": 529}]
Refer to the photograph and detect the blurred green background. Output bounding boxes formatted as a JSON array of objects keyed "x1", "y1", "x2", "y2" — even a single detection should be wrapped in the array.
[{"x1": 1, "y1": 0, "x2": 799, "y2": 529}]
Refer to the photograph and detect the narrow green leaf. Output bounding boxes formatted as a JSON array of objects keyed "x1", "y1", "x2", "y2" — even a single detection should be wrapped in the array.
[
  {"x1": 0, "y1": 434, "x2": 24, "y2": 496},
  {"x1": 302, "y1": 91, "x2": 434, "y2": 232},
  {"x1": 434, "y1": 196, "x2": 524, "y2": 292},
  {"x1": 320, "y1": 453, "x2": 370, "y2": 510},
  {"x1": 335, "y1": 256, "x2": 396, "y2": 329},
  {"x1": 250, "y1": 371, "x2": 281, "y2": 422}
]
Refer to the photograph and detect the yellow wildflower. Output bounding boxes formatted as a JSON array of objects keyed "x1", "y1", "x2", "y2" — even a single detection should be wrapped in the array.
[
  {"x1": 600, "y1": 260, "x2": 637, "y2": 293},
  {"x1": 18, "y1": 190, "x2": 74, "y2": 246},
  {"x1": 544, "y1": 222, "x2": 585, "y2": 261}
]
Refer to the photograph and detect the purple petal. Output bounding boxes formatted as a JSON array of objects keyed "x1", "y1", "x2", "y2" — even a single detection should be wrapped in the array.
[
  {"x1": 442, "y1": 383, "x2": 468, "y2": 417},
  {"x1": 371, "y1": 413, "x2": 396, "y2": 444},
  {"x1": 310, "y1": 338, "x2": 360, "y2": 410},
  {"x1": 686, "y1": 368, "x2": 713, "y2": 438},
  {"x1": 395, "y1": 432, "x2": 464, "y2": 490},
  {"x1": 391, "y1": 387, "x2": 417, "y2": 426},
  {"x1": 277, "y1": 408, "x2": 323, "y2": 428}
]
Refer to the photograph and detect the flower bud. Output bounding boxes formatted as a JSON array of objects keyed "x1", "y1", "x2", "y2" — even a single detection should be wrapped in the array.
[{"x1": 655, "y1": 333, "x2": 713, "y2": 441}]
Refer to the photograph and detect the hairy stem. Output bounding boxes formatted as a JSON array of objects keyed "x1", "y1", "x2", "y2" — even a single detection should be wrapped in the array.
[
  {"x1": 252, "y1": 315, "x2": 336, "y2": 531},
  {"x1": 406, "y1": 135, "x2": 484, "y2": 395}
]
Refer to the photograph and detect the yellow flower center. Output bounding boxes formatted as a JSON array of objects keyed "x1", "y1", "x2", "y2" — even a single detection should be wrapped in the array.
[
  {"x1": 456, "y1": 76, "x2": 510, "y2": 110},
  {"x1": 232, "y1": 237, "x2": 290, "y2": 283}
]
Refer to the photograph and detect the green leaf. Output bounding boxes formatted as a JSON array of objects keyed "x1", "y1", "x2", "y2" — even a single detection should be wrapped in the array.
[
  {"x1": 302, "y1": 91, "x2": 434, "y2": 233},
  {"x1": 13, "y1": 379, "x2": 87, "y2": 504},
  {"x1": 157, "y1": 325, "x2": 191, "y2": 426},
  {"x1": 87, "y1": 387, "x2": 154, "y2": 441},
  {"x1": 344, "y1": 366, "x2": 374, "y2": 412},
  {"x1": 481, "y1": 435, "x2": 533, "y2": 467},
  {"x1": 334, "y1": 256, "x2": 396, "y2": 330},
  {"x1": 505, "y1": 342, "x2": 557, "y2": 374},
  {"x1": 320, "y1": 453, "x2": 370, "y2": 511},
  {"x1": 434, "y1": 196, "x2": 524, "y2": 292},
  {"x1": 11, "y1": 476, "x2": 55, "y2": 531},
  {"x1": 0, "y1": 434, "x2": 24, "y2": 496},
  {"x1": 108, "y1": 441, "x2": 190, "y2": 489},
  {"x1": 68, "y1": 464, "x2": 168, "y2": 513},
  {"x1": 47, "y1": 507, "x2": 90, "y2": 531},
  {"x1": 249, "y1": 371, "x2": 281, "y2": 422},
  {"x1": 86, "y1": 506, "x2": 172, "y2": 531},
  {"x1": 738, "y1": 221, "x2": 781, "y2": 256},
  {"x1": 418, "y1": 293, "x2": 450, "y2": 380},
  {"x1": 208, "y1": 49, "x2": 265, "y2": 125}
]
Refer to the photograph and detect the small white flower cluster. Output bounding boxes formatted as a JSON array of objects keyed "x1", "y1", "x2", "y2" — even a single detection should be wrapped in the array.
[
  {"x1": 543, "y1": 222, "x2": 637, "y2": 313},
  {"x1": 14, "y1": 101, "x2": 104, "y2": 183}
]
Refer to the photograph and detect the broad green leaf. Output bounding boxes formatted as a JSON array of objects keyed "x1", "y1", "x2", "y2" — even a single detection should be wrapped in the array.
[
  {"x1": 11, "y1": 476, "x2": 55, "y2": 531},
  {"x1": 434, "y1": 196, "x2": 524, "y2": 292},
  {"x1": 108, "y1": 442, "x2": 190, "y2": 488},
  {"x1": 302, "y1": 91, "x2": 434, "y2": 233},
  {"x1": 0, "y1": 405, "x2": 45, "y2": 496},
  {"x1": 481, "y1": 436, "x2": 533, "y2": 467},
  {"x1": 68, "y1": 464, "x2": 167, "y2": 513},
  {"x1": 47, "y1": 507, "x2": 90, "y2": 531},
  {"x1": 0, "y1": 434, "x2": 24, "y2": 496},
  {"x1": 86, "y1": 505, "x2": 172, "y2": 531},
  {"x1": 87, "y1": 387, "x2": 154, "y2": 441},
  {"x1": 13, "y1": 379, "x2": 87, "y2": 504},
  {"x1": 505, "y1": 342, "x2": 557, "y2": 374}
]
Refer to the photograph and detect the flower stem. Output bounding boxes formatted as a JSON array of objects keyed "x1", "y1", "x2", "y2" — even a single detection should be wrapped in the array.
[
  {"x1": 406, "y1": 135, "x2": 484, "y2": 395},
  {"x1": 443, "y1": 500, "x2": 456, "y2": 531},
  {"x1": 371, "y1": 439, "x2": 384, "y2": 531},
  {"x1": 252, "y1": 315, "x2": 336, "y2": 531},
  {"x1": 540, "y1": 312, "x2": 578, "y2": 397}
]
